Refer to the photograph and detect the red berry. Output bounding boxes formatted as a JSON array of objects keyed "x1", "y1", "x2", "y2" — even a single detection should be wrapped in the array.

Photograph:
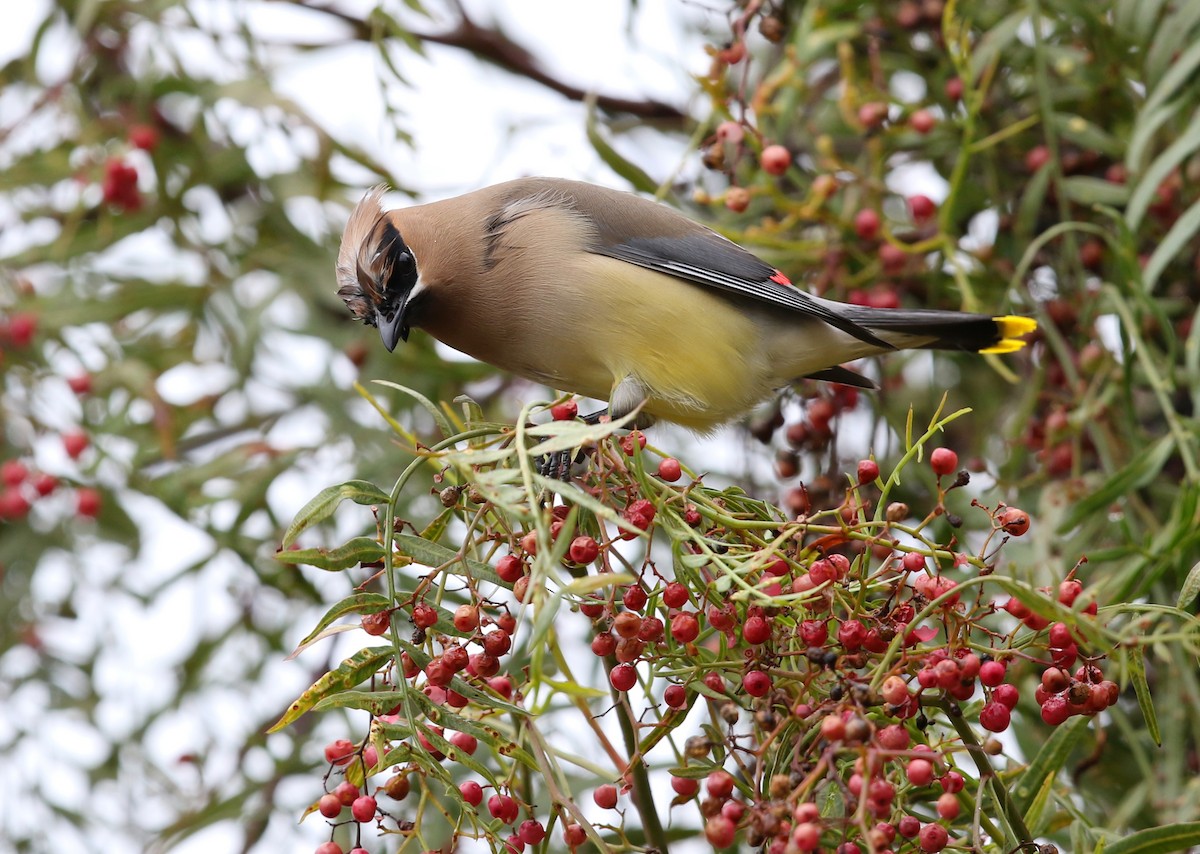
[
  {"x1": 453, "y1": 604, "x2": 479, "y2": 632},
  {"x1": 496, "y1": 554, "x2": 525, "y2": 583},
  {"x1": 669, "y1": 612, "x2": 700, "y2": 644},
  {"x1": 706, "y1": 770, "x2": 736, "y2": 799},
  {"x1": 742, "y1": 614, "x2": 771, "y2": 645},
  {"x1": 858, "y1": 101, "x2": 888, "y2": 128},
  {"x1": 944, "y1": 77, "x2": 964, "y2": 100},
  {"x1": 324, "y1": 739, "x2": 356, "y2": 766},
  {"x1": 705, "y1": 816, "x2": 736, "y2": 848},
  {"x1": 908, "y1": 194, "x2": 937, "y2": 223},
  {"x1": 877, "y1": 724, "x2": 910, "y2": 751},
  {"x1": 412, "y1": 602, "x2": 438, "y2": 629},
  {"x1": 761, "y1": 144, "x2": 791, "y2": 175},
  {"x1": 854, "y1": 209, "x2": 881, "y2": 240},
  {"x1": 318, "y1": 793, "x2": 342, "y2": 818},
  {"x1": 610, "y1": 662, "x2": 637, "y2": 691},
  {"x1": 2, "y1": 460, "x2": 28, "y2": 487},
  {"x1": 315, "y1": 843, "x2": 342, "y2": 854},
  {"x1": 936, "y1": 792, "x2": 960, "y2": 820},
  {"x1": 334, "y1": 781, "x2": 360, "y2": 805},
  {"x1": 459, "y1": 781, "x2": 483, "y2": 806},
  {"x1": 929, "y1": 447, "x2": 958, "y2": 476},
  {"x1": 657, "y1": 457, "x2": 682, "y2": 482},
  {"x1": 102, "y1": 158, "x2": 141, "y2": 211},
  {"x1": 568, "y1": 535, "x2": 599, "y2": 564},
  {"x1": 743, "y1": 669, "x2": 771, "y2": 697},
  {"x1": 1025, "y1": 144, "x2": 1051, "y2": 173},
  {"x1": 979, "y1": 660, "x2": 1006, "y2": 687},
  {"x1": 550, "y1": 400, "x2": 578, "y2": 421},
  {"x1": 980, "y1": 701, "x2": 1011, "y2": 732},
  {"x1": 663, "y1": 684, "x2": 687, "y2": 708},
  {"x1": 361, "y1": 611, "x2": 390, "y2": 636},
  {"x1": 563, "y1": 823, "x2": 586, "y2": 847},
  {"x1": 449, "y1": 731, "x2": 477, "y2": 755},
  {"x1": 901, "y1": 552, "x2": 926, "y2": 572},
  {"x1": 716, "y1": 121, "x2": 744, "y2": 144},
  {"x1": 857, "y1": 459, "x2": 880, "y2": 484},
  {"x1": 32, "y1": 473, "x2": 58, "y2": 496},
  {"x1": 75, "y1": 487, "x2": 101, "y2": 518},
  {"x1": 820, "y1": 714, "x2": 846, "y2": 741},
  {"x1": 6, "y1": 312, "x2": 38, "y2": 347},
  {"x1": 906, "y1": 758, "x2": 934, "y2": 786},
  {"x1": 593, "y1": 784, "x2": 618, "y2": 809},
  {"x1": 940, "y1": 771, "x2": 965, "y2": 793},
  {"x1": 909, "y1": 109, "x2": 936, "y2": 134},
  {"x1": 898, "y1": 815, "x2": 921, "y2": 838},
  {"x1": 671, "y1": 775, "x2": 699, "y2": 796},
  {"x1": 837, "y1": 619, "x2": 867, "y2": 650},
  {"x1": 703, "y1": 672, "x2": 725, "y2": 693},
  {"x1": 879, "y1": 242, "x2": 907, "y2": 273},
  {"x1": 918, "y1": 822, "x2": 949, "y2": 852},
  {"x1": 662, "y1": 581, "x2": 689, "y2": 608},
  {"x1": 128, "y1": 124, "x2": 160, "y2": 151},
  {"x1": 622, "y1": 584, "x2": 648, "y2": 611},
  {"x1": 997, "y1": 506, "x2": 1030, "y2": 536},
  {"x1": 350, "y1": 795, "x2": 376, "y2": 822},
  {"x1": 63, "y1": 431, "x2": 89, "y2": 460},
  {"x1": 518, "y1": 819, "x2": 546, "y2": 846},
  {"x1": 993, "y1": 683, "x2": 1019, "y2": 709}
]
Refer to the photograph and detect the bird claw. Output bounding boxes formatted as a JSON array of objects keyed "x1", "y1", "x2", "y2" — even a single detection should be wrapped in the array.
[{"x1": 536, "y1": 447, "x2": 583, "y2": 481}]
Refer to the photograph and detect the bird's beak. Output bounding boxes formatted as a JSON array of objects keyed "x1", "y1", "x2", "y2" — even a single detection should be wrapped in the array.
[{"x1": 375, "y1": 299, "x2": 410, "y2": 352}]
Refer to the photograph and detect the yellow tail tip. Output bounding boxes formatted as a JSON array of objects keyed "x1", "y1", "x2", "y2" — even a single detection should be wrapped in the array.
[{"x1": 980, "y1": 315, "x2": 1038, "y2": 354}]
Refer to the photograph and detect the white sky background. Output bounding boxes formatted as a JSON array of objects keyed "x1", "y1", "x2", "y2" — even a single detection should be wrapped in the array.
[{"x1": 0, "y1": 2, "x2": 750, "y2": 852}]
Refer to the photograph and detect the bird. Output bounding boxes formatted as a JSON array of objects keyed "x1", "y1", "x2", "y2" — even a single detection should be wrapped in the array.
[{"x1": 336, "y1": 177, "x2": 1036, "y2": 432}]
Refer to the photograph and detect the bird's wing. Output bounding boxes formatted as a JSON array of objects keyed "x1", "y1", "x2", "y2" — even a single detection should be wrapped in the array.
[{"x1": 591, "y1": 230, "x2": 892, "y2": 350}]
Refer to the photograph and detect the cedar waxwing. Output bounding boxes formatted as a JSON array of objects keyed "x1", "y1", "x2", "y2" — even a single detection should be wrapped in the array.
[{"x1": 336, "y1": 178, "x2": 1036, "y2": 430}]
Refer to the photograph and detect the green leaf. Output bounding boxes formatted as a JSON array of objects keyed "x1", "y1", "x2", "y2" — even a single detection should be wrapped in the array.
[
  {"x1": 1102, "y1": 823, "x2": 1200, "y2": 854},
  {"x1": 275, "y1": 537, "x2": 386, "y2": 571},
  {"x1": 585, "y1": 96, "x2": 658, "y2": 194},
  {"x1": 968, "y1": 10, "x2": 1027, "y2": 84},
  {"x1": 1128, "y1": 646, "x2": 1162, "y2": 746},
  {"x1": 1127, "y1": 107, "x2": 1200, "y2": 229},
  {"x1": 394, "y1": 534, "x2": 502, "y2": 586},
  {"x1": 296, "y1": 593, "x2": 392, "y2": 647},
  {"x1": 1146, "y1": 0, "x2": 1200, "y2": 84},
  {"x1": 1177, "y1": 560, "x2": 1200, "y2": 610},
  {"x1": 1142, "y1": 196, "x2": 1200, "y2": 293},
  {"x1": 268, "y1": 646, "x2": 394, "y2": 732},
  {"x1": 281, "y1": 481, "x2": 390, "y2": 547},
  {"x1": 1011, "y1": 714, "x2": 1090, "y2": 815},
  {"x1": 1056, "y1": 436, "x2": 1175, "y2": 533},
  {"x1": 1062, "y1": 176, "x2": 1130, "y2": 207}
]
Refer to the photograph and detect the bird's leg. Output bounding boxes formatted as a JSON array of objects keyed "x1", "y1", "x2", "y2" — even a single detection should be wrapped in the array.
[{"x1": 535, "y1": 377, "x2": 654, "y2": 479}]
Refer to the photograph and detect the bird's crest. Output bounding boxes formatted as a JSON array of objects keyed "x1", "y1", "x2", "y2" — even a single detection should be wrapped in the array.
[{"x1": 336, "y1": 184, "x2": 390, "y2": 323}]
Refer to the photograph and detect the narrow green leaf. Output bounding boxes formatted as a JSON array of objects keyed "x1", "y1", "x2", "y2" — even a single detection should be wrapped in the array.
[
  {"x1": 1146, "y1": 0, "x2": 1200, "y2": 84},
  {"x1": 281, "y1": 481, "x2": 390, "y2": 547},
  {"x1": 1011, "y1": 714, "x2": 1090, "y2": 815},
  {"x1": 275, "y1": 537, "x2": 386, "y2": 571},
  {"x1": 1127, "y1": 102, "x2": 1181, "y2": 177},
  {"x1": 1102, "y1": 822, "x2": 1200, "y2": 854},
  {"x1": 1014, "y1": 163, "x2": 1054, "y2": 237},
  {"x1": 1140, "y1": 38, "x2": 1200, "y2": 121},
  {"x1": 296, "y1": 593, "x2": 392, "y2": 647},
  {"x1": 968, "y1": 11, "x2": 1027, "y2": 83},
  {"x1": 1062, "y1": 176, "x2": 1130, "y2": 207},
  {"x1": 1056, "y1": 436, "x2": 1175, "y2": 533},
  {"x1": 585, "y1": 96, "x2": 658, "y2": 194},
  {"x1": 1127, "y1": 107, "x2": 1200, "y2": 229},
  {"x1": 371, "y1": 379, "x2": 454, "y2": 438},
  {"x1": 1177, "y1": 560, "x2": 1200, "y2": 610},
  {"x1": 1128, "y1": 646, "x2": 1161, "y2": 745},
  {"x1": 394, "y1": 533, "x2": 502, "y2": 585},
  {"x1": 1142, "y1": 196, "x2": 1200, "y2": 292},
  {"x1": 268, "y1": 646, "x2": 394, "y2": 732}
]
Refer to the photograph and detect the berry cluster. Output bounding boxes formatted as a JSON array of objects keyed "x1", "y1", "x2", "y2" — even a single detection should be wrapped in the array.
[{"x1": 281, "y1": 408, "x2": 1113, "y2": 853}]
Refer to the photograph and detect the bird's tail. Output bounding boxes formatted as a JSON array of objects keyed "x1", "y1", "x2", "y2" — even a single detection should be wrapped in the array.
[{"x1": 840, "y1": 306, "x2": 1038, "y2": 354}]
